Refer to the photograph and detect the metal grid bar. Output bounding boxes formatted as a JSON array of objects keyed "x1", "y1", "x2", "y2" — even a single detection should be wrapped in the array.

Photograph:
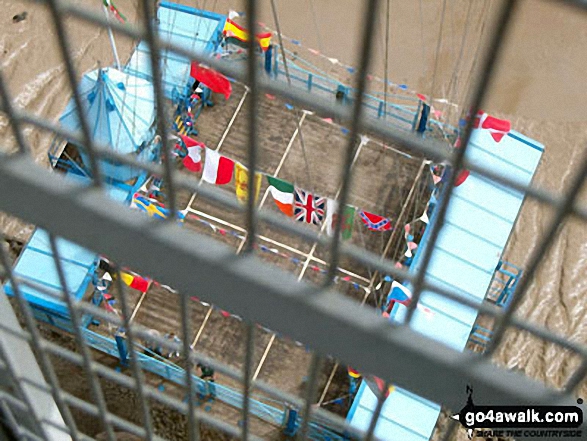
[
  {"x1": 47, "y1": 234, "x2": 117, "y2": 441},
  {"x1": 0, "y1": 340, "x2": 48, "y2": 441},
  {"x1": 364, "y1": 381, "x2": 390, "y2": 441},
  {"x1": 299, "y1": 353, "x2": 323, "y2": 440},
  {"x1": 404, "y1": 0, "x2": 518, "y2": 324},
  {"x1": 0, "y1": 156, "x2": 585, "y2": 412},
  {"x1": 485, "y1": 150, "x2": 587, "y2": 360},
  {"x1": 45, "y1": 0, "x2": 104, "y2": 187},
  {"x1": 9, "y1": 0, "x2": 585, "y2": 225},
  {"x1": 0, "y1": 286, "x2": 370, "y2": 441},
  {"x1": 0, "y1": 240, "x2": 81, "y2": 441},
  {"x1": 326, "y1": 0, "x2": 380, "y2": 284},
  {"x1": 243, "y1": 0, "x2": 260, "y2": 254},
  {"x1": 112, "y1": 267, "x2": 155, "y2": 440},
  {"x1": 0, "y1": 0, "x2": 586, "y2": 439},
  {"x1": 141, "y1": 0, "x2": 178, "y2": 220}
]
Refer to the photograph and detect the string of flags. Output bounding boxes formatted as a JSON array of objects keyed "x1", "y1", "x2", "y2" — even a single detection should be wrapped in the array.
[
  {"x1": 248, "y1": 20, "x2": 459, "y2": 110},
  {"x1": 223, "y1": 18, "x2": 272, "y2": 52},
  {"x1": 171, "y1": 137, "x2": 395, "y2": 239},
  {"x1": 128, "y1": 188, "x2": 371, "y2": 292}
]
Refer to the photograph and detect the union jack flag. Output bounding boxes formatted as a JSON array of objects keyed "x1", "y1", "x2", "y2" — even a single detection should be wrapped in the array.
[{"x1": 294, "y1": 188, "x2": 325, "y2": 226}]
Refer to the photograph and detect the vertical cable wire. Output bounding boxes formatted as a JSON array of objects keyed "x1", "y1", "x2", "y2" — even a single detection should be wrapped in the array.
[
  {"x1": 47, "y1": 234, "x2": 116, "y2": 441},
  {"x1": 269, "y1": 0, "x2": 314, "y2": 189},
  {"x1": 241, "y1": 322, "x2": 255, "y2": 440},
  {"x1": 0, "y1": 71, "x2": 30, "y2": 156},
  {"x1": 111, "y1": 267, "x2": 154, "y2": 440},
  {"x1": 404, "y1": 0, "x2": 518, "y2": 326},
  {"x1": 0, "y1": 239, "x2": 81, "y2": 441},
  {"x1": 382, "y1": 0, "x2": 391, "y2": 119},
  {"x1": 243, "y1": 0, "x2": 260, "y2": 254},
  {"x1": 417, "y1": 0, "x2": 427, "y2": 80},
  {"x1": 298, "y1": 353, "x2": 322, "y2": 440},
  {"x1": 141, "y1": 0, "x2": 177, "y2": 220},
  {"x1": 428, "y1": 0, "x2": 447, "y2": 103},
  {"x1": 325, "y1": 0, "x2": 381, "y2": 285},
  {"x1": 45, "y1": 0, "x2": 103, "y2": 188},
  {"x1": 485, "y1": 150, "x2": 587, "y2": 357}
]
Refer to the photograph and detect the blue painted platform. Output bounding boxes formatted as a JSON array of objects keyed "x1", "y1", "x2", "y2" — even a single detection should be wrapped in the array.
[
  {"x1": 348, "y1": 125, "x2": 544, "y2": 440},
  {"x1": 3, "y1": 178, "x2": 130, "y2": 320}
]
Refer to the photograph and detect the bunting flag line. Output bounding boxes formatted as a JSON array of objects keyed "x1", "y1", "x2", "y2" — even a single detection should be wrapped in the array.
[
  {"x1": 385, "y1": 280, "x2": 435, "y2": 319},
  {"x1": 359, "y1": 210, "x2": 392, "y2": 232},
  {"x1": 253, "y1": 22, "x2": 460, "y2": 110},
  {"x1": 294, "y1": 188, "x2": 325, "y2": 226},
  {"x1": 103, "y1": 0, "x2": 126, "y2": 23},
  {"x1": 325, "y1": 199, "x2": 355, "y2": 240},
  {"x1": 131, "y1": 193, "x2": 186, "y2": 222},
  {"x1": 387, "y1": 281, "x2": 412, "y2": 306},
  {"x1": 181, "y1": 136, "x2": 204, "y2": 172},
  {"x1": 202, "y1": 148, "x2": 235, "y2": 185},
  {"x1": 347, "y1": 367, "x2": 361, "y2": 379},
  {"x1": 120, "y1": 272, "x2": 150, "y2": 293},
  {"x1": 419, "y1": 208, "x2": 430, "y2": 224},
  {"x1": 267, "y1": 176, "x2": 294, "y2": 216},
  {"x1": 234, "y1": 162, "x2": 262, "y2": 204},
  {"x1": 223, "y1": 18, "x2": 272, "y2": 51},
  {"x1": 131, "y1": 194, "x2": 169, "y2": 220},
  {"x1": 227, "y1": 10, "x2": 241, "y2": 20},
  {"x1": 455, "y1": 169, "x2": 470, "y2": 187},
  {"x1": 472, "y1": 111, "x2": 511, "y2": 143},
  {"x1": 371, "y1": 376, "x2": 396, "y2": 399}
]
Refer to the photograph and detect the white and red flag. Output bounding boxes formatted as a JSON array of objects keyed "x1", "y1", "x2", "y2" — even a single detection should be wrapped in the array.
[
  {"x1": 202, "y1": 148, "x2": 234, "y2": 185},
  {"x1": 180, "y1": 135, "x2": 205, "y2": 172}
]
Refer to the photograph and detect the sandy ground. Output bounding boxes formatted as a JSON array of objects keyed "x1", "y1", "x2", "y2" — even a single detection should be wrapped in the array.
[{"x1": 1, "y1": 0, "x2": 587, "y2": 440}]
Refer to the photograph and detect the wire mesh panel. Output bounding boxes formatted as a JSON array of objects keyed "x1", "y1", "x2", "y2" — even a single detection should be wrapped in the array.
[{"x1": 0, "y1": 0, "x2": 587, "y2": 440}]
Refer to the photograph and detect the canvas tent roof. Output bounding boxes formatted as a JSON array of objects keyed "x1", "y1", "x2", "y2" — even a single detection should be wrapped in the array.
[{"x1": 59, "y1": 68, "x2": 155, "y2": 155}]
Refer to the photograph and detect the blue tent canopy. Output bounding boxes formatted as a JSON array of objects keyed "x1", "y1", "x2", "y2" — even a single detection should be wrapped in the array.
[{"x1": 59, "y1": 68, "x2": 156, "y2": 155}]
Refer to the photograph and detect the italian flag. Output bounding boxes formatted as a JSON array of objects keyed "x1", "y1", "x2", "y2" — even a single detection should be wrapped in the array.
[{"x1": 266, "y1": 176, "x2": 294, "y2": 216}]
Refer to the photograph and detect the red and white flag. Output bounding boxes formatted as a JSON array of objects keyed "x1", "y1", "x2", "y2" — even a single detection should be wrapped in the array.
[
  {"x1": 202, "y1": 148, "x2": 234, "y2": 185},
  {"x1": 180, "y1": 136, "x2": 205, "y2": 172},
  {"x1": 359, "y1": 210, "x2": 392, "y2": 231},
  {"x1": 473, "y1": 111, "x2": 511, "y2": 143}
]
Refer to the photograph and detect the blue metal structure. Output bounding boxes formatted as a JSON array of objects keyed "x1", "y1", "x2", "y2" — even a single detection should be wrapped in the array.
[
  {"x1": 6, "y1": 4, "x2": 542, "y2": 439},
  {"x1": 3, "y1": 177, "x2": 130, "y2": 329},
  {"x1": 125, "y1": 2, "x2": 226, "y2": 99},
  {"x1": 4, "y1": 5, "x2": 342, "y2": 438},
  {"x1": 271, "y1": 47, "x2": 455, "y2": 136},
  {"x1": 347, "y1": 124, "x2": 544, "y2": 440},
  {"x1": 56, "y1": 67, "x2": 157, "y2": 184}
]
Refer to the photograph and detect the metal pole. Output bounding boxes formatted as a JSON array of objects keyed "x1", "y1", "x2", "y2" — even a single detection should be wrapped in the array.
[{"x1": 102, "y1": 5, "x2": 121, "y2": 70}]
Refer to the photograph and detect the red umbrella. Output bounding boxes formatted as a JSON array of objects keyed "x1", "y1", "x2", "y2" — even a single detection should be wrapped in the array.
[{"x1": 190, "y1": 61, "x2": 232, "y2": 100}]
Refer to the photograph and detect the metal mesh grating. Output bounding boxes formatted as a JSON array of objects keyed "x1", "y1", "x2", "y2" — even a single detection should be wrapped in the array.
[{"x1": 0, "y1": 0, "x2": 586, "y2": 440}]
